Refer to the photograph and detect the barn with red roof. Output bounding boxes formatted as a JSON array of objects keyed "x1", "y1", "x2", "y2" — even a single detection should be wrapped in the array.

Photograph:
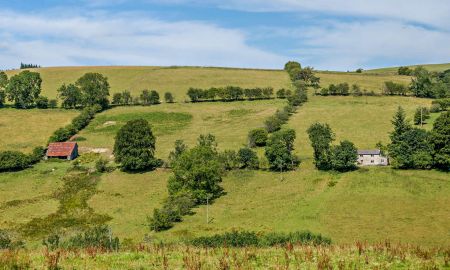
[{"x1": 46, "y1": 142, "x2": 78, "y2": 160}]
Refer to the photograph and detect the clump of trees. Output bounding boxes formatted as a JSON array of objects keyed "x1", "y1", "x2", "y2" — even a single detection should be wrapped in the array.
[
  {"x1": 319, "y1": 83, "x2": 350, "y2": 96},
  {"x1": 307, "y1": 123, "x2": 357, "y2": 172},
  {"x1": 5, "y1": 71, "x2": 44, "y2": 109},
  {"x1": 20, "y1": 63, "x2": 40, "y2": 69},
  {"x1": 112, "y1": 90, "x2": 133, "y2": 106},
  {"x1": 285, "y1": 62, "x2": 320, "y2": 89},
  {"x1": 140, "y1": 90, "x2": 160, "y2": 105},
  {"x1": 58, "y1": 73, "x2": 110, "y2": 109},
  {"x1": 114, "y1": 119, "x2": 161, "y2": 171},
  {"x1": 187, "y1": 86, "x2": 276, "y2": 102},
  {"x1": 264, "y1": 129, "x2": 299, "y2": 171},
  {"x1": 149, "y1": 134, "x2": 224, "y2": 231},
  {"x1": 383, "y1": 81, "x2": 408, "y2": 96},
  {"x1": 0, "y1": 147, "x2": 45, "y2": 172},
  {"x1": 388, "y1": 107, "x2": 449, "y2": 170}
]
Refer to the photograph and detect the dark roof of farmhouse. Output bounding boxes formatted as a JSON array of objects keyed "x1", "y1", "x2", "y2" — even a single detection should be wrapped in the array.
[
  {"x1": 47, "y1": 142, "x2": 77, "y2": 157},
  {"x1": 357, "y1": 149, "x2": 381, "y2": 155}
]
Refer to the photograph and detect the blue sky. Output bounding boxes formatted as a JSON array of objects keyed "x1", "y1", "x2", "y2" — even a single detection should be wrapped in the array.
[{"x1": 0, "y1": 0, "x2": 449, "y2": 70}]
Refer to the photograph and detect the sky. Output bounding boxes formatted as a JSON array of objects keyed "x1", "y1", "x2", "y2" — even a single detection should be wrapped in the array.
[{"x1": 0, "y1": 0, "x2": 449, "y2": 71}]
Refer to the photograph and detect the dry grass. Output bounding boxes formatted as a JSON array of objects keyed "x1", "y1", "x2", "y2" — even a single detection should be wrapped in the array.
[{"x1": 0, "y1": 108, "x2": 78, "y2": 153}]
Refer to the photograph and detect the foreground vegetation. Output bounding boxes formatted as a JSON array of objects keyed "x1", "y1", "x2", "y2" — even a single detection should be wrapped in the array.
[{"x1": 1, "y1": 241, "x2": 449, "y2": 269}]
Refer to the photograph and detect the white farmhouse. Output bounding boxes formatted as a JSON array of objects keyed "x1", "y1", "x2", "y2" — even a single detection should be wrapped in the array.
[{"x1": 357, "y1": 149, "x2": 388, "y2": 166}]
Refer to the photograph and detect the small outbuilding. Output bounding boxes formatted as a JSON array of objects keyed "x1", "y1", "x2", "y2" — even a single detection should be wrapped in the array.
[
  {"x1": 46, "y1": 142, "x2": 78, "y2": 160},
  {"x1": 357, "y1": 149, "x2": 388, "y2": 166}
]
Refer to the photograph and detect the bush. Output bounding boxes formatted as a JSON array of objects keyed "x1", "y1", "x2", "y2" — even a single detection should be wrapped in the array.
[
  {"x1": 48, "y1": 99, "x2": 58, "y2": 108},
  {"x1": 0, "y1": 230, "x2": 12, "y2": 249},
  {"x1": 430, "y1": 103, "x2": 442, "y2": 113},
  {"x1": 35, "y1": 96, "x2": 49, "y2": 109},
  {"x1": 237, "y1": 147, "x2": 259, "y2": 169},
  {"x1": 189, "y1": 230, "x2": 331, "y2": 247},
  {"x1": 65, "y1": 226, "x2": 119, "y2": 251},
  {"x1": 164, "y1": 92, "x2": 174, "y2": 103},
  {"x1": 148, "y1": 208, "x2": 175, "y2": 232},
  {"x1": 48, "y1": 127, "x2": 73, "y2": 143},
  {"x1": 0, "y1": 151, "x2": 31, "y2": 172},
  {"x1": 95, "y1": 158, "x2": 109, "y2": 173},
  {"x1": 29, "y1": 146, "x2": 45, "y2": 163},
  {"x1": 248, "y1": 128, "x2": 268, "y2": 147}
]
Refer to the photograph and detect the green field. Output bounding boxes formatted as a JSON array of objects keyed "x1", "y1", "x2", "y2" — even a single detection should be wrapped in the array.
[
  {"x1": 0, "y1": 109, "x2": 78, "y2": 152},
  {"x1": 0, "y1": 66, "x2": 449, "y2": 250},
  {"x1": 366, "y1": 62, "x2": 450, "y2": 74},
  {"x1": 4, "y1": 65, "x2": 414, "y2": 101}
]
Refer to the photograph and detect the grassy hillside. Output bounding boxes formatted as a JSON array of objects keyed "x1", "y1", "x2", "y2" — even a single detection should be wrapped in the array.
[
  {"x1": 0, "y1": 66, "x2": 448, "y2": 249},
  {"x1": 0, "y1": 109, "x2": 78, "y2": 152},
  {"x1": 366, "y1": 63, "x2": 450, "y2": 74},
  {"x1": 4, "y1": 66, "x2": 414, "y2": 100}
]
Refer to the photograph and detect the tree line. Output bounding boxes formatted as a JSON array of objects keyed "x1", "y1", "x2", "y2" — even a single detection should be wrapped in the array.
[
  {"x1": 20, "y1": 63, "x2": 41, "y2": 69},
  {"x1": 186, "y1": 86, "x2": 287, "y2": 102}
]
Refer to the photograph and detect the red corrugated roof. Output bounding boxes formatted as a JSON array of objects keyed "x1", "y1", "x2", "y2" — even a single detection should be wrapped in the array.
[{"x1": 47, "y1": 142, "x2": 77, "y2": 157}]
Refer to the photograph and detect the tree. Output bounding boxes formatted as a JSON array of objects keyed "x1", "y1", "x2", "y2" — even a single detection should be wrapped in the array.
[
  {"x1": 413, "y1": 107, "x2": 430, "y2": 125},
  {"x1": 187, "y1": 88, "x2": 202, "y2": 102},
  {"x1": 164, "y1": 92, "x2": 174, "y2": 103},
  {"x1": 331, "y1": 140, "x2": 358, "y2": 172},
  {"x1": 265, "y1": 129, "x2": 299, "y2": 171},
  {"x1": 0, "y1": 72, "x2": 7, "y2": 107},
  {"x1": 276, "y1": 88, "x2": 286, "y2": 99},
  {"x1": 389, "y1": 128, "x2": 433, "y2": 169},
  {"x1": 167, "y1": 134, "x2": 223, "y2": 203},
  {"x1": 307, "y1": 122, "x2": 335, "y2": 170},
  {"x1": 113, "y1": 119, "x2": 159, "y2": 171},
  {"x1": 355, "y1": 68, "x2": 363, "y2": 73},
  {"x1": 398, "y1": 66, "x2": 412, "y2": 76},
  {"x1": 264, "y1": 115, "x2": 282, "y2": 133},
  {"x1": 149, "y1": 90, "x2": 160, "y2": 104},
  {"x1": 112, "y1": 93, "x2": 123, "y2": 105},
  {"x1": 58, "y1": 83, "x2": 83, "y2": 109},
  {"x1": 410, "y1": 67, "x2": 434, "y2": 98},
  {"x1": 6, "y1": 71, "x2": 42, "y2": 108},
  {"x1": 248, "y1": 128, "x2": 268, "y2": 147},
  {"x1": 237, "y1": 147, "x2": 259, "y2": 169},
  {"x1": 284, "y1": 61, "x2": 301, "y2": 73},
  {"x1": 140, "y1": 90, "x2": 151, "y2": 105},
  {"x1": 219, "y1": 150, "x2": 239, "y2": 170},
  {"x1": 389, "y1": 106, "x2": 411, "y2": 142},
  {"x1": 122, "y1": 90, "x2": 132, "y2": 105},
  {"x1": 76, "y1": 73, "x2": 110, "y2": 109},
  {"x1": 351, "y1": 84, "x2": 362, "y2": 96},
  {"x1": 168, "y1": 139, "x2": 188, "y2": 165},
  {"x1": 431, "y1": 111, "x2": 450, "y2": 170}
]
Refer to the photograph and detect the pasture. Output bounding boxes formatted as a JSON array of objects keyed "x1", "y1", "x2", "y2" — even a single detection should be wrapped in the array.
[
  {"x1": 0, "y1": 109, "x2": 78, "y2": 152},
  {"x1": 4, "y1": 66, "x2": 414, "y2": 100},
  {"x1": 0, "y1": 67, "x2": 448, "y2": 249}
]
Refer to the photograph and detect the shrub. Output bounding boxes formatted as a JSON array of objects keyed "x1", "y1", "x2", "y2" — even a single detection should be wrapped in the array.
[
  {"x1": 237, "y1": 147, "x2": 259, "y2": 169},
  {"x1": 189, "y1": 230, "x2": 331, "y2": 247},
  {"x1": 148, "y1": 208, "x2": 175, "y2": 232},
  {"x1": 248, "y1": 128, "x2": 268, "y2": 147},
  {"x1": 0, "y1": 151, "x2": 31, "y2": 172},
  {"x1": 0, "y1": 230, "x2": 12, "y2": 249},
  {"x1": 48, "y1": 127, "x2": 72, "y2": 143},
  {"x1": 35, "y1": 96, "x2": 49, "y2": 109},
  {"x1": 430, "y1": 103, "x2": 442, "y2": 113},
  {"x1": 95, "y1": 158, "x2": 109, "y2": 173},
  {"x1": 164, "y1": 92, "x2": 174, "y2": 103},
  {"x1": 29, "y1": 146, "x2": 45, "y2": 163},
  {"x1": 48, "y1": 99, "x2": 58, "y2": 108},
  {"x1": 65, "y1": 226, "x2": 119, "y2": 251}
]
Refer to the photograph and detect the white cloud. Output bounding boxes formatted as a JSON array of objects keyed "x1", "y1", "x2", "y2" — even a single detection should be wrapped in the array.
[
  {"x1": 0, "y1": 11, "x2": 287, "y2": 69},
  {"x1": 289, "y1": 20, "x2": 450, "y2": 70}
]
